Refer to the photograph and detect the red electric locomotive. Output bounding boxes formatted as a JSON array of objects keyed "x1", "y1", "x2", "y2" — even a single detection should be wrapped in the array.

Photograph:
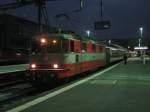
[{"x1": 28, "y1": 33, "x2": 107, "y2": 85}]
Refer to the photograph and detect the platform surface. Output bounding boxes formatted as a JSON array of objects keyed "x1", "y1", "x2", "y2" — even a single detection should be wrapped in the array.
[
  {"x1": 9, "y1": 58, "x2": 150, "y2": 112},
  {"x1": 0, "y1": 64, "x2": 28, "y2": 74}
]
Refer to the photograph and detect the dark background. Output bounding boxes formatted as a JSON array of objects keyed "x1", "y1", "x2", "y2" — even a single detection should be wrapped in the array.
[{"x1": 0, "y1": 0, "x2": 150, "y2": 49}]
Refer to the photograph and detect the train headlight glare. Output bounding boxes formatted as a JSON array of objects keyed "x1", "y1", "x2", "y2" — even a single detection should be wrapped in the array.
[
  {"x1": 41, "y1": 38, "x2": 46, "y2": 44},
  {"x1": 31, "y1": 64, "x2": 36, "y2": 69},
  {"x1": 53, "y1": 64, "x2": 59, "y2": 69}
]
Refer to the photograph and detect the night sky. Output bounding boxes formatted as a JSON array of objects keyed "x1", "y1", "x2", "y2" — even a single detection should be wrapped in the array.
[{"x1": 0, "y1": 0, "x2": 150, "y2": 40}]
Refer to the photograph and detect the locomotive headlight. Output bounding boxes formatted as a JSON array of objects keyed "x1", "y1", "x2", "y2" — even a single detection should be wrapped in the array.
[
  {"x1": 53, "y1": 40, "x2": 57, "y2": 44},
  {"x1": 40, "y1": 38, "x2": 46, "y2": 44},
  {"x1": 31, "y1": 64, "x2": 36, "y2": 69},
  {"x1": 53, "y1": 64, "x2": 59, "y2": 69}
]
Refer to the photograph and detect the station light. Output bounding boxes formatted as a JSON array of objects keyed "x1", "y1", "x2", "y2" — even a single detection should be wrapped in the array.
[
  {"x1": 86, "y1": 30, "x2": 90, "y2": 37},
  {"x1": 139, "y1": 27, "x2": 143, "y2": 38},
  {"x1": 108, "y1": 40, "x2": 111, "y2": 45}
]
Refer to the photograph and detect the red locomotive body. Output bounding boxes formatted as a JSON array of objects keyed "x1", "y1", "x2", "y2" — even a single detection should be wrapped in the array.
[{"x1": 28, "y1": 33, "x2": 107, "y2": 84}]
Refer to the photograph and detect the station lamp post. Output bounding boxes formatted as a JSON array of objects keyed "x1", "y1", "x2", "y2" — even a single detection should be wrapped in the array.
[
  {"x1": 139, "y1": 27, "x2": 143, "y2": 56},
  {"x1": 139, "y1": 27, "x2": 143, "y2": 47},
  {"x1": 108, "y1": 40, "x2": 111, "y2": 46},
  {"x1": 86, "y1": 30, "x2": 91, "y2": 38},
  {"x1": 128, "y1": 46, "x2": 130, "y2": 49},
  {"x1": 140, "y1": 27, "x2": 143, "y2": 38}
]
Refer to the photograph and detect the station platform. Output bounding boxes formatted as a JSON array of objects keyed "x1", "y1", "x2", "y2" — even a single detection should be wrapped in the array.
[
  {"x1": 0, "y1": 64, "x2": 28, "y2": 74},
  {"x1": 8, "y1": 58, "x2": 150, "y2": 112}
]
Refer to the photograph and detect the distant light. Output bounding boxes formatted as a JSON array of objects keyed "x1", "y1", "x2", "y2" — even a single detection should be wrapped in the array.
[
  {"x1": 128, "y1": 46, "x2": 130, "y2": 49},
  {"x1": 108, "y1": 40, "x2": 111, "y2": 44},
  {"x1": 86, "y1": 30, "x2": 90, "y2": 37},
  {"x1": 140, "y1": 27, "x2": 143, "y2": 32},
  {"x1": 134, "y1": 46, "x2": 148, "y2": 50},
  {"x1": 16, "y1": 53, "x2": 21, "y2": 56},
  {"x1": 80, "y1": 0, "x2": 83, "y2": 8},
  {"x1": 139, "y1": 27, "x2": 143, "y2": 38}
]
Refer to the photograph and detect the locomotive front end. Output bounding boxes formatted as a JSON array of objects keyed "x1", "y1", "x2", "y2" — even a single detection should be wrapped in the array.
[{"x1": 28, "y1": 34, "x2": 69, "y2": 85}]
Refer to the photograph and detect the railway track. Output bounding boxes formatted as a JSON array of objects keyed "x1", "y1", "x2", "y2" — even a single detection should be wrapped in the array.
[
  {"x1": 0, "y1": 79, "x2": 34, "y2": 110},
  {"x1": 0, "y1": 72, "x2": 59, "y2": 112},
  {"x1": 0, "y1": 71, "x2": 37, "y2": 111},
  {"x1": 0, "y1": 62, "x2": 118, "y2": 112}
]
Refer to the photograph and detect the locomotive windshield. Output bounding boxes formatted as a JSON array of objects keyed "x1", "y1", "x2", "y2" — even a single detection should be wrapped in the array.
[{"x1": 31, "y1": 38, "x2": 69, "y2": 54}]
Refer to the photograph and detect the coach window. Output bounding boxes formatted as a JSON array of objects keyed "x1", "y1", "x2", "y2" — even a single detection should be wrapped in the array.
[{"x1": 70, "y1": 40, "x2": 75, "y2": 52}]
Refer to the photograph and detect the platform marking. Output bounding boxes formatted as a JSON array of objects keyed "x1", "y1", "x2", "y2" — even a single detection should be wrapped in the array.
[{"x1": 7, "y1": 63, "x2": 119, "y2": 112}]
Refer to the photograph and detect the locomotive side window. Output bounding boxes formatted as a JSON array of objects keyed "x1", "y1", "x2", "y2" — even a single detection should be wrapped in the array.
[
  {"x1": 99, "y1": 45, "x2": 104, "y2": 52},
  {"x1": 62, "y1": 39, "x2": 69, "y2": 52},
  {"x1": 96, "y1": 44, "x2": 100, "y2": 53},
  {"x1": 70, "y1": 40, "x2": 74, "y2": 52},
  {"x1": 82, "y1": 42, "x2": 87, "y2": 53},
  {"x1": 92, "y1": 44, "x2": 96, "y2": 53}
]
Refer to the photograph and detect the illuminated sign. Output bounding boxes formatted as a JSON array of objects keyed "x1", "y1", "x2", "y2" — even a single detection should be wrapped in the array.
[
  {"x1": 94, "y1": 21, "x2": 111, "y2": 30},
  {"x1": 134, "y1": 46, "x2": 148, "y2": 50}
]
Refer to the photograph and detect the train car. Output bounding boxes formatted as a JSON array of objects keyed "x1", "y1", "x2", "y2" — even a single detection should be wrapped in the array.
[
  {"x1": 0, "y1": 48, "x2": 29, "y2": 65},
  {"x1": 28, "y1": 33, "x2": 107, "y2": 85},
  {"x1": 27, "y1": 33, "x2": 127, "y2": 86},
  {"x1": 105, "y1": 44, "x2": 126, "y2": 64}
]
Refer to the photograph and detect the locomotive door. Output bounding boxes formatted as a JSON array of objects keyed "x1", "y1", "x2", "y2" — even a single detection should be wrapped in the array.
[{"x1": 74, "y1": 40, "x2": 82, "y2": 74}]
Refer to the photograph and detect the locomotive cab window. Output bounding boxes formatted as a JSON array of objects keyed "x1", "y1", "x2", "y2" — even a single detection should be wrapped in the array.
[
  {"x1": 47, "y1": 39, "x2": 61, "y2": 53},
  {"x1": 31, "y1": 38, "x2": 70, "y2": 53},
  {"x1": 31, "y1": 39, "x2": 42, "y2": 54}
]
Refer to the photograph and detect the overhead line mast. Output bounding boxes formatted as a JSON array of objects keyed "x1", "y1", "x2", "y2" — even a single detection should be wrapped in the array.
[{"x1": 0, "y1": 0, "x2": 64, "y2": 32}]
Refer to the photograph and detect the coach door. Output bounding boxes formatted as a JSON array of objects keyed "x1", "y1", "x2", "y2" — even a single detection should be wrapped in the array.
[{"x1": 106, "y1": 47, "x2": 110, "y2": 64}]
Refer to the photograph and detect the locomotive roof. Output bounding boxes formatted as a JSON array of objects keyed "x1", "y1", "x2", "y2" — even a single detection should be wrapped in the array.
[
  {"x1": 36, "y1": 33, "x2": 101, "y2": 44},
  {"x1": 35, "y1": 33, "x2": 126, "y2": 48},
  {"x1": 33, "y1": 32, "x2": 126, "y2": 51}
]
